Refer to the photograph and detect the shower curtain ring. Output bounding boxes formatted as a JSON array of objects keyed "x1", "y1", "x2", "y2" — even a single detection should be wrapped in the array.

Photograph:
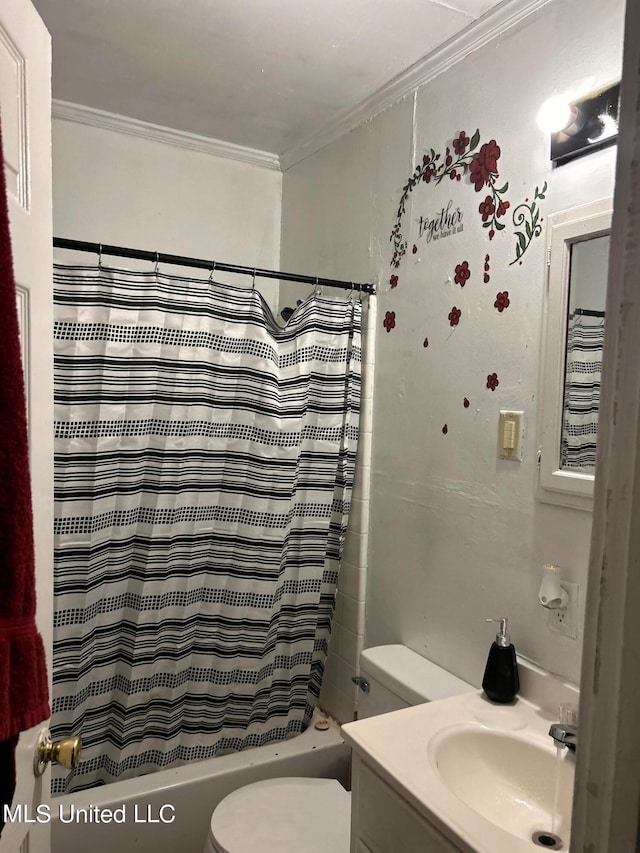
[
  {"x1": 154, "y1": 252, "x2": 160, "y2": 274},
  {"x1": 209, "y1": 261, "x2": 216, "y2": 283},
  {"x1": 252, "y1": 268, "x2": 257, "y2": 290},
  {"x1": 97, "y1": 243, "x2": 103, "y2": 270},
  {"x1": 314, "y1": 276, "x2": 322, "y2": 297}
]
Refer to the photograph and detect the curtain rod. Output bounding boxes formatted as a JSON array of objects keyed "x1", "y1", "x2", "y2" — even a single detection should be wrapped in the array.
[
  {"x1": 571, "y1": 308, "x2": 606, "y2": 317},
  {"x1": 53, "y1": 238, "x2": 376, "y2": 295}
]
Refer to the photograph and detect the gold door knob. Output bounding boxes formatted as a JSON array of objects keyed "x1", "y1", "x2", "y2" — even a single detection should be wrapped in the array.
[{"x1": 34, "y1": 730, "x2": 82, "y2": 776}]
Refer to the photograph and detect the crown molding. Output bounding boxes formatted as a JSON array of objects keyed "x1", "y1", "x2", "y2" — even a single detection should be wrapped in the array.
[
  {"x1": 52, "y1": 100, "x2": 282, "y2": 171},
  {"x1": 279, "y1": 0, "x2": 553, "y2": 171}
]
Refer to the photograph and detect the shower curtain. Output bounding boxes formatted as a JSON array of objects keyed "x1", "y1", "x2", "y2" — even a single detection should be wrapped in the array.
[
  {"x1": 51, "y1": 263, "x2": 361, "y2": 793},
  {"x1": 561, "y1": 310, "x2": 604, "y2": 470}
]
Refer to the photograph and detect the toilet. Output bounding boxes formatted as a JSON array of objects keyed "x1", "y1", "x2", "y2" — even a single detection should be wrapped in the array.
[{"x1": 204, "y1": 645, "x2": 473, "y2": 853}]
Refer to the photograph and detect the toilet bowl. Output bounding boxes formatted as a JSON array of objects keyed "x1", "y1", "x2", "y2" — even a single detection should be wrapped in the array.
[
  {"x1": 204, "y1": 645, "x2": 473, "y2": 852},
  {"x1": 204, "y1": 777, "x2": 351, "y2": 853}
]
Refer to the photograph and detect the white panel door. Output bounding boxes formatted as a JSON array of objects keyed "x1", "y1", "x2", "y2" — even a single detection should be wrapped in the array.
[{"x1": 0, "y1": 1, "x2": 52, "y2": 852}]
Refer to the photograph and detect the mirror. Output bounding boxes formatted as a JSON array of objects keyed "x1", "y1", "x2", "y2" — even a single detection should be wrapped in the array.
[{"x1": 538, "y1": 198, "x2": 612, "y2": 510}]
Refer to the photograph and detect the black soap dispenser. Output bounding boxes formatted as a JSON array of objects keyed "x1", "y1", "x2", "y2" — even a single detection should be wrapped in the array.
[{"x1": 482, "y1": 617, "x2": 519, "y2": 703}]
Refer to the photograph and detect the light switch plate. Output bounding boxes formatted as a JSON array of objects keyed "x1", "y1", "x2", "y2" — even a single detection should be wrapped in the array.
[{"x1": 498, "y1": 410, "x2": 524, "y2": 461}]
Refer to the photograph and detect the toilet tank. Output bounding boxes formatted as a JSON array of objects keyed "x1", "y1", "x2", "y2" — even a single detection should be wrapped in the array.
[{"x1": 357, "y1": 645, "x2": 473, "y2": 719}]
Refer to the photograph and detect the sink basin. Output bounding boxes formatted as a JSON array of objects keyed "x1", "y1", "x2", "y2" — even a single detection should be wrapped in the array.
[
  {"x1": 342, "y1": 681, "x2": 581, "y2": 853},
  {"x1": 428, "y1": 724, "x2": 574, "y2": 845}
]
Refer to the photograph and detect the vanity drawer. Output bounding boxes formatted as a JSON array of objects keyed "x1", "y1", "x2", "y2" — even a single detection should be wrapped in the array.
[{"x1": 351, "y1": 756, "x2": 461, "y2": 853}]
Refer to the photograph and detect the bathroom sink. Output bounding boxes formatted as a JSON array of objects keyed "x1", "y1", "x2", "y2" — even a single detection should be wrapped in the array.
[
  {"x1": 428, "y1": 724, "x2": 574, "y2": 845},
  {"x1": 342, "y1": 681, "x2": 580, "y2": 853}
]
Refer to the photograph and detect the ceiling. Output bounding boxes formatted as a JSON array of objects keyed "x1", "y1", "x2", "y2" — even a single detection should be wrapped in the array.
[{"x1": 33, "y1": 0, "x2": 506, "y2": 160}]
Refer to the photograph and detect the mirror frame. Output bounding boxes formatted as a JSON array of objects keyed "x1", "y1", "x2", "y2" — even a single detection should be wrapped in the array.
[{"x1": 538, "y1": 197, "x2": 613, "y2": 511}]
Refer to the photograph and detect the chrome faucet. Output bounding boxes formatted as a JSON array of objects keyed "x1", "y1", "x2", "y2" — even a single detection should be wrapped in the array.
[{"x1": 549, "y1": 722, "x2": 577, "y2": 752}]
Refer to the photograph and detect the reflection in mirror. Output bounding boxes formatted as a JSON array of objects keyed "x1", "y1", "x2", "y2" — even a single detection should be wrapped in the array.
[
  {"x1": 538, "y1": 197, "x2": 612, "y2": 511},
  {"x1": 561, "y1": 235, "x2": 610, "y2": 471}
]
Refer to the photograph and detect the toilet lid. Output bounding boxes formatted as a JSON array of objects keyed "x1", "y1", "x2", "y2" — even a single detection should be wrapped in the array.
[{"x1": 210, "y1": 777, "x2": 351, "y2": 853}]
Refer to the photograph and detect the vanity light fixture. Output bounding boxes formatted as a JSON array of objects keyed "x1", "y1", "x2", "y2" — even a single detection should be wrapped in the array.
[
  {"x1": 537, "y1": 82, "x2": 620, "y2": 166},
  {"x1": 536, "y1": 96, "x2": 577, "y2": 134}
]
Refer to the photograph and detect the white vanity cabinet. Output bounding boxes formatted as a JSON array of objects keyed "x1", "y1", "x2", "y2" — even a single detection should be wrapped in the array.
[{"x1": 350, "y1": 754, "x2": 462, "y2": 853}]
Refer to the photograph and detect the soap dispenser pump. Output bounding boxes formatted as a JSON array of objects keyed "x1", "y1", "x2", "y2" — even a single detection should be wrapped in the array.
[{"x1": 482, "y1": 617, "x2": 519, "y2": 703}]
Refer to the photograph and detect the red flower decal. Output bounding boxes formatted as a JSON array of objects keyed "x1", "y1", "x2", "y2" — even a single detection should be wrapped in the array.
[
  {"x1": 423, "y1": 337, "x2": 429, "y2": 348},
  {"x1": 448, "y1": 306, "x2": 462, "y2": 327},
  {"x1": 390, "y1": 274, "x2": 398, "y2": 289},
  {"x1": 442, "y1": 424, "x2": 448, "y2": 435},
  {"x1": 412, "y1": 244, "x2": 418, "y2": 254},
  {"x1": 479, "y1": 195, "x2": 495, "y2": 222},
  {"x1": 453, "y1": 131, "x2": 470, "y2": 155},
  {"x1": 483, "y1": 273, "x2": 490, "y2": 283},
  {"x1": 422, "y1": 166, "x2": 436, "y2": 183},
  {"x1": 383, "y1": 311, "x2": 396, "y2": 333},
  {"x1": 485, "y1": 254, "x2": 490, "y2": 263},
  {"x1": 470, "y1": 139, "x2": 501, "y2": 191},
  {"x1": 494, "y1": 291, "x2": 510, "y2": 312},
  {"x1": 454, "y1": 261, "x2": 471, "y2": 287},
  {"x1": 497, "y1": 200, "x2": 511, "y2": 218},
  {"x1": 489, "y1": 229, "x2": 495, "y2": 241},
  {"x1": 463, "y1": 397, "x2": 470, "y2": 408},
  {"x1": 486, "y1": 372, "x2": 499, "y2": 391}
]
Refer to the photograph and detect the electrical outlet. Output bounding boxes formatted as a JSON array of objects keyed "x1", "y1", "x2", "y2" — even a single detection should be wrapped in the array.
[{"x1": 543, "y1": 581, "x2": 578, "y2": 639}]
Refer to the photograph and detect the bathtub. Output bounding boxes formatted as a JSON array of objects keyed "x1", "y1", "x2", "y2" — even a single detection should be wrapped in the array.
[{"x1": 51, "y1": 712, "x2": 350, "y2": 853}]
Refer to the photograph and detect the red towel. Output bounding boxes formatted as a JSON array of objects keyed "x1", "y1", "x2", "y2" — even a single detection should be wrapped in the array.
[{"x1": 0, "y1": 117, "x2": 50, "y2": 816}]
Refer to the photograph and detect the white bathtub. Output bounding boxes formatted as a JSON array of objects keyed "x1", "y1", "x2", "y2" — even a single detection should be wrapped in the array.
[{"x1": 52, "y1": 712, "x2": 350, "y2": 853}]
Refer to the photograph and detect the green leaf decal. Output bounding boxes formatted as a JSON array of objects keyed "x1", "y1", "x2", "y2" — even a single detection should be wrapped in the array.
[{"x1": 469, "y1": 129, "x2": 481, "y2": 151}]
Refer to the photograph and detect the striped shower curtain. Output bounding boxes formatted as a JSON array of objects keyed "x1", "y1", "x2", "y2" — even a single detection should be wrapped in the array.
[
  {"x1": 561, "y1": 310, "x2": 604, "y2": 470},
  {"x1": 51, "y1": 263, "x2": 361, "y2": 793}
]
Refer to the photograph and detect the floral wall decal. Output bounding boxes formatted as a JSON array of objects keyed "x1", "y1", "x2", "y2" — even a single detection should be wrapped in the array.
[
  {"x1": 494, "y1": 291, "x2": 510, "y2": 312},
  {"x1": 509, "y1": 181, "x2": 547, "y2": 266},
  {"x1": 390, "y1": 129, "x2": 510, "y2": 266},
  {"x1": 384, "y1": 129, "x2": 538, "y2": 433},
  {"x1": 454, "y1": 261, "x2": 470, "y2": 287},
  {"x1": 470, "y1": 140, "x2": 509, "y2": 239},
  {"x1": 383, "y1": 311, "x2": 396, "y2": 332},
  {"x1": 469, "y1": 140, "x2": 498, "y2": 190},
  {"x1": 453, "y1": 131, "x2": 470, "y2": 155}
]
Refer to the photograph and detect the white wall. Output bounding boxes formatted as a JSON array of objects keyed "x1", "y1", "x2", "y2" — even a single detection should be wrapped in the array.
[
  {"x1": 52, "y1": 117, "x2": 282, "y2": 311},
  {"x1": 281, "y1": 0, "x2": 624, "y2": 708}
]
